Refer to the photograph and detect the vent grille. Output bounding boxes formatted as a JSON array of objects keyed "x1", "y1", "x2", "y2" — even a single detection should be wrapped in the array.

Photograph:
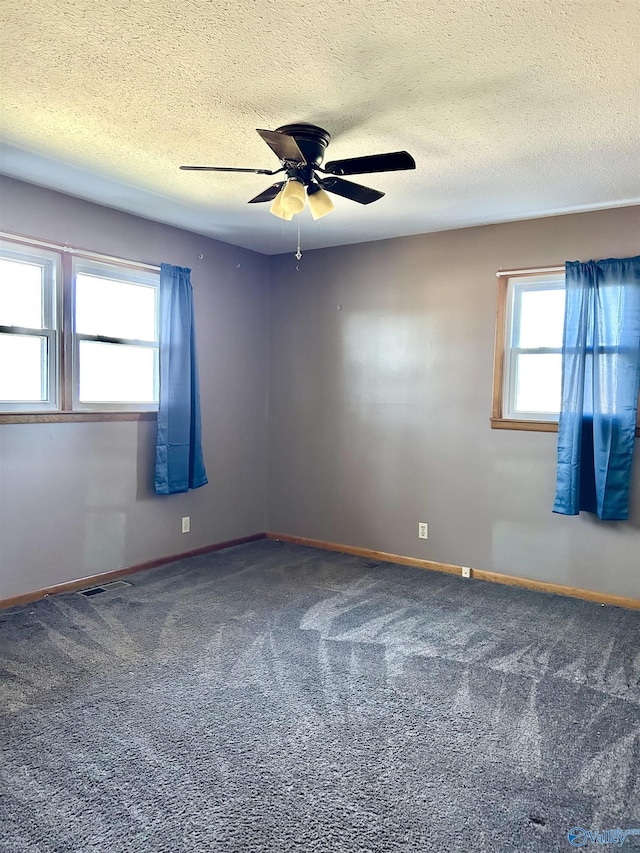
[
  {"x1": 77, "y1": 580, "x2": 132, "y2": 597},
  {"x1": 78, "y1": 587, "x2": 105, "y2": 597}
]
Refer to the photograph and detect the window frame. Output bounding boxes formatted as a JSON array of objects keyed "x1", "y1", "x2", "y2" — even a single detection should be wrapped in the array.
[
  {"x1": 0, "y1": 242, "x2": 61, "y2": 413},
  {"x1": 502, "y1": 273, "x2": 565, "y2": 422},
  {"x1": 71, "y1": 257, "x2": 160, "y2": 413},
  {"x1": 491, "y1": 267, "x2": 640, "y2": 436},
  {"x1": 0, "y1": 234, "x2": 160, "y2": 422}
]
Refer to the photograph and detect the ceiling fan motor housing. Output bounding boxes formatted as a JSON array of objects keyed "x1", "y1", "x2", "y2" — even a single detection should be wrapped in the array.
[{"x1": 275, "y1": 123, "x2": 331, "y2": 168}]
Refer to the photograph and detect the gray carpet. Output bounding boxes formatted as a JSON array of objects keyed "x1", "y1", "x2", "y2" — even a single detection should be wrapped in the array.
[{"x1": 1, "y1": 540, "x2": 639, "y2": 852}]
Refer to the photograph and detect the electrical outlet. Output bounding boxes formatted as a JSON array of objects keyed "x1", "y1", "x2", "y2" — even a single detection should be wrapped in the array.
[
  {"x1": 461, "y1": 566, "x2": 471, "y2": 579},
  {"x1": 418, "y1": 522, "x2": 428, "y2": 540},
  {"x1": 181, "y1": 516, "x2": 190, "y2": 534}
]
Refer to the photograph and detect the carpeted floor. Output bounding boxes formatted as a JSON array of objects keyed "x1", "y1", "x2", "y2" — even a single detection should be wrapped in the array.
[{"x1": 1, "y1": 539, "x2": 639, "y2": 852}]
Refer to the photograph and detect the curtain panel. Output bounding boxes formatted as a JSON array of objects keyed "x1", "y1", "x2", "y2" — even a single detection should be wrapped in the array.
[
  {"x1": 554, "y1": 256, "x2": 640, "y2": 520},
  {"x1": 154, "y1": 263, "x2": 208, "y2": 495}
]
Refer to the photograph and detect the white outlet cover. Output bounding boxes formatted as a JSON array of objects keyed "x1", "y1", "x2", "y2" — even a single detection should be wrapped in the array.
[{"x1": 418, "y1": 523, "x2": 428, "y2": 539}]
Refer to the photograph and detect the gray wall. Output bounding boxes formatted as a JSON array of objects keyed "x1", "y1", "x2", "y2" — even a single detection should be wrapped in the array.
[
  {"x1": 0, "y1": 177, "x2": 269, "y2": 599},
  {"x1": 267, "y1": 207, "x2": 640, "y2": 599},
  {"x1": 2, "y1": 179, "x2": 639, "y2": 602}
]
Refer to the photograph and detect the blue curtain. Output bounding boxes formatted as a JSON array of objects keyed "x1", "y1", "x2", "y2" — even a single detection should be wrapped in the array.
[
  {"x1": 154, "y1": 263, "x2": 208, "y2": 495},
  {"x1": 554, "y1": 256, "x2": 640, "y2": 520}
]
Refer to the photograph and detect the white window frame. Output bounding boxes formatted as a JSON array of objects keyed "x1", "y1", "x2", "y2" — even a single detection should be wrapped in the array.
[
  {"x1": 502, "y1": 272, "x2": 565, "y2": 422},
  {"x1": 0, "y1": 235, "x2": 160, "y2": 417},
  {"x1": 71, "y1": 258, "x2": 160, "y2": 413},
  {"x1": 0, "y1": 241, "x2": 61, "y2": 413},
  {"x1": 492, "y1": 267, "x2": 640, "y2": 436}
]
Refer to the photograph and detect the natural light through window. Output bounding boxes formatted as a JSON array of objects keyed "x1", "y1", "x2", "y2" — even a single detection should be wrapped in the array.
[
  {"x1": 515, "y1": 353, "x2": 563, "y2": 413},
  {"x1": 0, "y1": 259, "x2": 43, "y2": 328},
  {"x1": 78, "y1": 341, "x2": 157, "y2": 402},
  {"x1": 500, "y1": 272, "x2": 566, "y2": 422},
  {"x1": 0, "y1": 246, "x2": 58, "y2": 411},
  {"x1": 0, "y1": 333, "x2": 47, "y2": 401},
  {"x1": 75, "y1": 274, "x2": 157, "y2": 341},
  {"x1": 73, "y1": 261, "x2": 159, "y2": 410},
  {"x1": 517, "y1": 288, "x2": 565, "y2": 349},
  {"x1": 0, "y1": 237, "x2": 159, "y2": 415}
]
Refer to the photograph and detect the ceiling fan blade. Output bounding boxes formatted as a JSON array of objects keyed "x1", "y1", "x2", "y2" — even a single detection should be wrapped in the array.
[
  {"x1": 256, "y1": 129, "x2": 306, "y2": 164},
  {"x1": 318, "y1": 177, "x2": 384, "y2": 205},
  {"x1": 180, "y1": 165, "x2": 278, "y2": 175},
  {"x1": 323, "y1": 151, "x2": 416, "y2": 176},
  {"x1": 247, "y1": 182, "x2": 285, "y2": 204}
]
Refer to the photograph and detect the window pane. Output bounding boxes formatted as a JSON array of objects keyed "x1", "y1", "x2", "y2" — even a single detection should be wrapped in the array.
[
  {"x1": 515, "y1": 353, "x2": 562, "y2": 413},
  {"x1": 0, "y1": 333, "x2": 46, "y2": 401},
  {"x1": 76, "y1": 274, "x2": 157, "y2": 341},
  {"x1": 79, "y1": 341, "x2": 157, "y2": 403},
  {"x1": 517, "y1": 289, "x2": 566, "y2": 348},
  {"x1": 0, "y1": 259, "x2": 43, "y2": 328}
]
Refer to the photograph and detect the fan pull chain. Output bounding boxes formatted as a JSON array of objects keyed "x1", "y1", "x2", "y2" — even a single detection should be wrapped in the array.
[
  {"x1": 296, "y1": 219, "x2": 302, "y2": 260},
  {"x1": 295, "y1": 217, "x2": 302, "y2": 260}
]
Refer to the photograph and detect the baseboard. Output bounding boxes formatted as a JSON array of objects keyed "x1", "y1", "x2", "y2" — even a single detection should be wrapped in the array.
[
  {"x1": 5, "y1": 530, "x2": 637, "y2": 612},
  {"x1": 0, "y1": 533, "x2": 267, "y2": 610},
  {"x1": 266, "y1": 532, "x2": 640, "y2": 611}
]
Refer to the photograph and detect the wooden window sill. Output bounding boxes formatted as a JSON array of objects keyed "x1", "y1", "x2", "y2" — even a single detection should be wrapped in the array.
[
  {"x1": 491, "y1": 417, "x2": 640, "y2": 437},
  {"x1": 0, "y1": 412, "x2": 157, "y2": 424},
  {"x1": 491, "y1": 417, "x2": 558, "y2": 432}
]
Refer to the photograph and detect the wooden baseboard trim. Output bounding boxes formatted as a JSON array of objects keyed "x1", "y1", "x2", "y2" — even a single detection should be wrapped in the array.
[
  {"x1": 0, "y1": 533, "x2": 267, "y2": 610},
  {"x1": 267, "y1": 532, "x2": 463, "y2": 575},
  {"x1": 5, "y1": 531, "x2": 637, "y2": 612},
  {"x1": 266, "y1": 532, "x2": 640, "y2": 611}
]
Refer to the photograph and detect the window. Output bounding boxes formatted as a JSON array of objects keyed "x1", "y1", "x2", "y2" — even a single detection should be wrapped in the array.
[
  {"x1": 502, "y1": 272, "x2": 565, "y2": 420},
  {"x1": 0, "y1": 236, "x2": 159, "y2": 419},
  {"x1": 72, "y1": 259, "x2": 159, "y2": 411},
  {"x1": 0, "y1": 244, "x2": 60, "y2": 411},
  {"x1": 492, "y1": 267, "x2": 640, "y2": 435}
]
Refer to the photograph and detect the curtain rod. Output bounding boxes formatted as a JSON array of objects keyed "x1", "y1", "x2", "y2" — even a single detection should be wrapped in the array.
[
  {"x1": 496, "y1": 265, "x2": 565, "y2": 278},
  {"x1": 0, "y1": 231, "x2": 161, "y2": 273}
]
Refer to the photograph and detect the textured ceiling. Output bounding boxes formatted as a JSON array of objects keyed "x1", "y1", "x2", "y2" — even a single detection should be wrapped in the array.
[{"x1": 1, "y1": 0, "x2": 639, "y2": 255}]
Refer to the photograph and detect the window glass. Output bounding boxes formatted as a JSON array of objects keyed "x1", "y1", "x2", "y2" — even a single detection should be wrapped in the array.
[
  {"x1": 494, "y1": 269, "x2": 640, "y2": 432},
  {"x1": 514, "y1": 353, "x2": 562, "y2": 414},
  {"x1": 75, "y1": 273, "x2": 157, "y2": 341},
  {"x1": 502, "y1": 275, "x2": 566, "y2": 421},
  {"x1": 0, "y1": 333, "x2": 46, "y2": 401},
  {"x1": 1, "y1": 238, "x2": 161, "y2": 415},
  {"x1": 0, "y1": 258, "x2": 43, "y2": 328},
  {"x1": 78, "y1": 341, "x2": 157, "y2": 403},
  {"x1": 516, "y1": 288, "x2": 565, "y2": 348}
]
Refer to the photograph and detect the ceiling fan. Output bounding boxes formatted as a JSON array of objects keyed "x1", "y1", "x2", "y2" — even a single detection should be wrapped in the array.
[{"x1": 180, "y1": 123, "x2": 416, "y2": 220}]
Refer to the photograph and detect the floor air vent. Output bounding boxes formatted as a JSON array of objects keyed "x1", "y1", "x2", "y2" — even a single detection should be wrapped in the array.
[{"x1": 77, "y1": 580, "x2": 132, "y2": 597}]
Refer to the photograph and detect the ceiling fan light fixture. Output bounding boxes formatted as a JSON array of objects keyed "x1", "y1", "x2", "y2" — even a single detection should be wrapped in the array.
[
  {"x1": 269, "y1": 188, "x2": 293, "y2": 220},
  {"x1": 180, "y1": 123, "x2": 416, "y2": 226},
  {"x1": 307, "y1": 186, "x2": 335, "y2": 220},
  {"x1": 280, "y1": 178, "x2": 306, "y2": 215}
]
